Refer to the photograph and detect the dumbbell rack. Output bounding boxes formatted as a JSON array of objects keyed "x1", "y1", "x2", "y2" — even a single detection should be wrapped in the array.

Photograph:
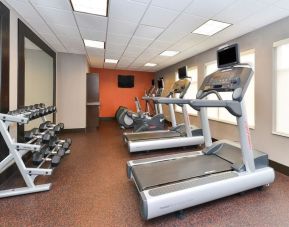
[{"x1": 0, "y1": 108, "x2": 55, "y2": 198}]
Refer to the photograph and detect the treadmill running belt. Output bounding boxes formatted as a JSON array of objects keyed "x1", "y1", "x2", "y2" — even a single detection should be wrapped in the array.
[
  {"x1": 125, "y1": 131, "x2": 180, "y2": 141},
  {"x1": 132, "y1": 155, "x2": 232, "y2": 191}
]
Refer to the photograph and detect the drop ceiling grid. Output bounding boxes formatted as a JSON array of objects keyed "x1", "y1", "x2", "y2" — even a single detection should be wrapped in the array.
[{"x1": 4, "y1": 0, "x2": 289, "y2": 72}]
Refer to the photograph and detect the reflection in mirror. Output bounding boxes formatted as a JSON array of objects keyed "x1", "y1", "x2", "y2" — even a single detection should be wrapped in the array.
[{"x1": 24, "y1": 38, "x2": 53, "y2": 130}]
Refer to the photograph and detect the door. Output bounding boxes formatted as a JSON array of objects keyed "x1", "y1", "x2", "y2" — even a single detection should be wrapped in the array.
[{"x1": 86, "y1": 73, "x2": 100, "y2": 128}]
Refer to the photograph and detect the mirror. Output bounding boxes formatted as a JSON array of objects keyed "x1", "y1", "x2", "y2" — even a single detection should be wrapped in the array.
[
  {"x1": 18, "y1": 20, "x2": 56, "y2": 137},
  {"x1": 24, "y1": 38, "x2": 54, "y2": 130}
]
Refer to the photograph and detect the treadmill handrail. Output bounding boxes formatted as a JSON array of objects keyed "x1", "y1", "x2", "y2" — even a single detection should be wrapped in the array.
[
  {"x1": 154, "y1": 97, "x2": 191, "y2": 104},
  {"x1": 153, "y1": 97, "x2": 242, "y2": 117}
]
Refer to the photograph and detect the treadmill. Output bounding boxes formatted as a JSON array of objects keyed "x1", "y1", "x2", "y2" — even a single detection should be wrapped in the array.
[
  {"x1": 123, "y1": 77, "x2": 204, "y2": 152},
  {"x1": 127, "y1": 44, "x2": 275, "y2": 220}
]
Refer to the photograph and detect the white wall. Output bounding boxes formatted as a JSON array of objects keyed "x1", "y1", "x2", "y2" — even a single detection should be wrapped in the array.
[
  {"x1": 156, "y1": 16, "x2": 289, "y2": 167},
  {"x1": 56, "y1": 53, "x2": 87, "y2": 129}
]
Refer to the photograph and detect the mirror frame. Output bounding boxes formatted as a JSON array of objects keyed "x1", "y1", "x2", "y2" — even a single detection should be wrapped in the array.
[
  {"x1": 0, "y1": 1, "x2": 10, "y2": 174},
  {"x1": 18, "y1": 19, "x2": 56, "y2": 137}
]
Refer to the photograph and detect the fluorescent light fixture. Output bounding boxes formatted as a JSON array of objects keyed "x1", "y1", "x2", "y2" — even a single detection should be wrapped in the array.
[
  {"x1": 192, "y1": 20, "x2": 231, "y2": 36},
  {"x1": 71, "y1": 0, "x2": 108, "y2": 16},
  {"x1": 160, "y1": 51, "x2": 179, "y2": 57},
  {"x1": 105, "y1": 59, "x2": 118, "y2": 64},
  {"x1": 84, "y1": 39, "x2": 104, "y2": 49},
  {"x1": 144, "y1": 63, "x2": 157, "y2": 67}
]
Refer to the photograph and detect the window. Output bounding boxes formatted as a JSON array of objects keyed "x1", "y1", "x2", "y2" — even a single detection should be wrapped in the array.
[
  {"x1": 273, "y1": 39, "x2": 289, "y2": 136},
  {"x1": 204, "y1": 61, "x2": 218, "y2": 120},
  {"x1": 204, "y1": 50, "x2": 255, "y2": 127},
  {"x1": 175, "y1": 66, "x2": 198, "y2": 115}
]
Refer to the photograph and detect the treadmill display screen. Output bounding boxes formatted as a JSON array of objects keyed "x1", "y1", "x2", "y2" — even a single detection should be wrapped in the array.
[
  {"x1": 217, "y1": 44, "x2": 240, "y2": 68},
  {"x1": 178, "y1": 66, "x2": 187, "y2": 79}
]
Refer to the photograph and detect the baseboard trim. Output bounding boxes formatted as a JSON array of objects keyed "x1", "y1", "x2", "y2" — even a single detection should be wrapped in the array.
[
  {"x1": 100, "y1": 117, "x2": 115, "y2": 121},
  {"x1": 269, "y1": 160, "x2": 289, "y2": 176},
  {"x1": 62, "y1": 128, "x2": 85, "y2": 133}
]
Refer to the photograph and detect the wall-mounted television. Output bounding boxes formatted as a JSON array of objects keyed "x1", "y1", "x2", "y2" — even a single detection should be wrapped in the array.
[
  {"x1": 178, "y1": 66, "x2": 187, "y2": 79},
  {"x1": 157, "y1": 78, "x2": 164, "y2": 89},
  {"x1": 217, "y1": 43, "x2": 240, "y2": 68},
  {"x1": 118, "y1": 75, "x2": 134, "y2": 88}
]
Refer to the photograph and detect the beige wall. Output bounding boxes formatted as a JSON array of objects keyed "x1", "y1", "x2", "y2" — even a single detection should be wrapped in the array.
[
  {"x1": 156, "y1": 16, "x2": 289, "y2": 167},
  {"x1": 56, "y1": 52, "x2": 87, "y2": 129}
]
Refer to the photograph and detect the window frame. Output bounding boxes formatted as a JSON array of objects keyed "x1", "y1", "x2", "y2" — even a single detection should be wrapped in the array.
[{"x1": 272, "y1": 38, "x2": 289, "y2": 137}]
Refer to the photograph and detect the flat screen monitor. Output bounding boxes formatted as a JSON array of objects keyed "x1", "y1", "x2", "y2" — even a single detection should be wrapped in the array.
[
  {"x1": 178, "y1": 66, "x2": 187, "y2": 79},
  {"x1": 157, "y1": 79, "x2": 164, "y2": 89},
  {"x1": 118, "y1": 75, "x2": 134, "y2": 88},
  {"x1": 217, "y1": 43, "x2": 240, "y2": 68}
]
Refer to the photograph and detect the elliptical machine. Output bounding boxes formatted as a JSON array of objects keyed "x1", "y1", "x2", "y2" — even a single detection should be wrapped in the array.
[{"x1": 116, "y1": 79, "x2": 165, "y2": 132}]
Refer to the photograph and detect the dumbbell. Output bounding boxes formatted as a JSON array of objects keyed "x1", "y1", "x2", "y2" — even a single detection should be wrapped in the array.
[
  {"x1": 32, "y1": 143, "x2": 51, "y2": 165},
  {"x1": 39, "y1": 121, "x2": 64, "y2": 132},
  {"x1": 24, "y1": 128, "x2": 52, "y2": 143}
]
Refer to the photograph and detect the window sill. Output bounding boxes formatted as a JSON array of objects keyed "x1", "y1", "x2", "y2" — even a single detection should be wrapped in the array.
[{"x1": 272, "y1": 131, "x2": 289, "y2": 138}]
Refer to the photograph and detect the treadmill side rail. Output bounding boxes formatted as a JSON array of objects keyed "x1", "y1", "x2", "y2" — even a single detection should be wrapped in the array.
[
  {"x1": 140, "y1": 167, "x2": 274, "y2": 220},
  {"x1": 128, "y1": 136, "x2": 204, "y2": 152}
]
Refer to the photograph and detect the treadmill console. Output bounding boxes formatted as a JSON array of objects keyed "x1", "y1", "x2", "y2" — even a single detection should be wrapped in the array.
[
  {"x1": 168, "y1": 78, "x2": 191, "y2": 98},
  {"x1": 197, "y1": 65, "x2": 253, "y2": 101}
]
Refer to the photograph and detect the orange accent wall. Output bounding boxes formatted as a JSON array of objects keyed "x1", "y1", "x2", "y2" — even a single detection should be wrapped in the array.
[{"x1": 90, "y1": 68, "x2": 155, "y2": 117}]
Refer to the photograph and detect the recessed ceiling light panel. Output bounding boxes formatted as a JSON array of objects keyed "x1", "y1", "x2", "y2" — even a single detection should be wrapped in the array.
[
  {"x1": 71, "y1": 0, "x2": 108, "y2": 16},
  {"x1": 84, "y1": 39, "x2": 104, "y2": 49},
  {"x1": 144, "y1": 63, "x2": 157, "y2": 67},
  {"x1": 105, "y1": 59, "x2": 118, "y2": 64},
  {"x1": 192, "y1": 20, "x2": 231, "y2": 36},
  {"x1": 160, "y1": 51, "x2": 180, "y2": 57}
]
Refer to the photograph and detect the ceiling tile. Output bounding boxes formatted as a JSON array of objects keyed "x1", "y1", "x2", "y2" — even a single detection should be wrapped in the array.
[
  {"x1": 157, "y1": 29, "x2": 187, "y2": 43},
  {"x1": 58, "y1": 36, "x2": 84, "y2": 52},
  {"x1": 108, "y1": 19, "x2": 138, "y2": 37},
  {"x1": 141, "y1": 6, "x2": 179, "y2": 28},
  {"x1": 185, "y1": 0, "x2": 236, "y2": 18},
  {"x1": 240, "y1": 5, "x2": 289, "y2": 30},
  {"x1": 170, "y1": 33, "x2": 206, "y2": 51},
  {"x1": 258, "y1": 0, "x2": 280, "y2": 4},
  {"x1": 105, "y1": 51, "x2": 123, "y2": 59},
  {"x1": 134, "y1": 25, "x2": 164, "y2": 39},
  {"x1": 106, "y1": 33, "x2": 131, "y2": 46},
  {"x1": 39, "y1": 33, "x2": 66, "y2": 52},
  {"x1": 122, "y1": 50, "x2": 141, "y2": 58},
  {"x1": 86, "y1": 47, "x2": 105, "y2": 57},
  {"x1": 275, "y1": 0, "x2": 289, "y2": 10},
  {"x1": 6, "y1": 0, "x2": 40, "y2": 19},
  {"x1": 26, "y1": 17, "x2": 52, "y2": 34},
  {"x1": 125, "y1": 44, "x2": 146, "y2": 54},
  {"x1": 106, "y1": 43, "x2": 126, "y2": 53},
  {"x1": 130, "y1": 0, "x2": 151, "y2": 4},
  {"x1": 30, "y1": 0, "x2": 72, "y2": 11},
  {"x1": 213, "y1": 0, "x2": 268, "y2": 24},
  {"x1": 74, "y1": 12, "x2": 107, "y2": 31},
  {"x1": 109, "y1": 0, "x2": 147, "y2": 23},
  {"x1": 129, "y1": 36, "x2": 153, "y2": 48},
  {"x1": 79, "y1": 27, "x2": 106, "y2": 42},
  {"x1": 168, "y1": 13, "x2": 207, "y2": 34},
  {"x1": 52, "y1": 24, "x2": 80, "y2": 38},
  {"x1": 35, "y1": 6, "x2": 76, "y2": 27},
  {"x1": 151, "y1": 0, "x2": 193, "y2": 12},
  {"x1": 149, "y1": 40, "x2": 171, "y2": 50}
]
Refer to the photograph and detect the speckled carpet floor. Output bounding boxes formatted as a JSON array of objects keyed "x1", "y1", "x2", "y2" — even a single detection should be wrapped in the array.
[{"x1": 0, "y1": 120, "x2": 288, "y2": 227}]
